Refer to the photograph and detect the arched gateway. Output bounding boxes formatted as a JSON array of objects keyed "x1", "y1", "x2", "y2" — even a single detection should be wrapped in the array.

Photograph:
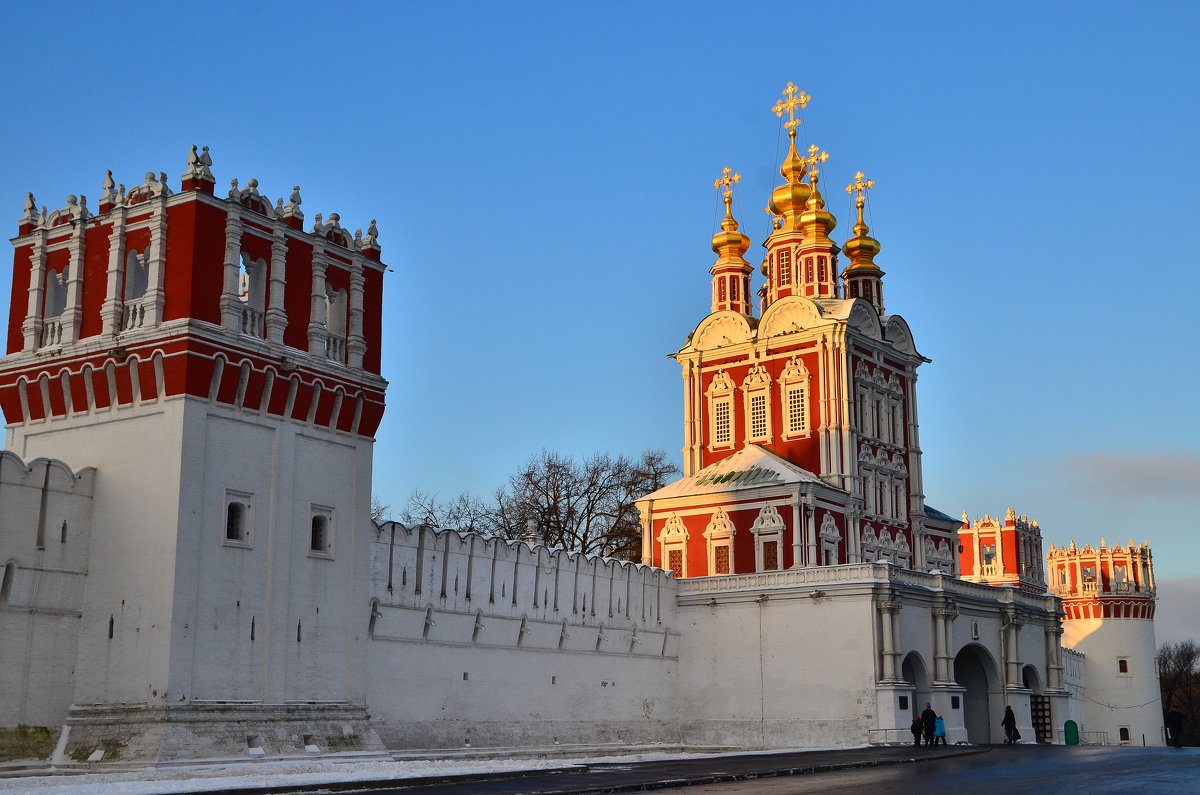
[{"x1": 954, "y1": 644, "x2": 1000, "y2": 744}]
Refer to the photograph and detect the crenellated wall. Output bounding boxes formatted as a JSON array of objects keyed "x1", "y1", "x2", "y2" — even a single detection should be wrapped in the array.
[
  {"x1": 366, "y1": 523, "x2": 683, "y2": 749},
  {"x1": 0, "y1": 451, "x2": 95, "y2": 727}
]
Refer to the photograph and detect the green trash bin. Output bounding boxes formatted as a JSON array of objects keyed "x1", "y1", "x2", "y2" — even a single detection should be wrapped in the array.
[{"x1": 1064, "y1": 720, "x2": 1079, "y2": 745}]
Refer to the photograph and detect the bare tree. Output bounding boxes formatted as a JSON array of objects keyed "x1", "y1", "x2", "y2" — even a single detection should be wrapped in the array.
[
  {"x1": 1158, "y1": 640, "x2": 1200, "y2": 746},
  {"x1": 492, "y1": 449, "x2": 678, "y2": 560},
  {"x1": 399, "y1": 488, "x2": 497, "y2": 535},
  {"x1": 371, "y1": 496, "x2": 393, "y2": 524}
]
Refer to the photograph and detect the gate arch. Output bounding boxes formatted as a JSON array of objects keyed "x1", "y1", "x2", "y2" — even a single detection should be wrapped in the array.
[{"x1": 954, "y1": 643, "x2": 1001, "y2": 744}]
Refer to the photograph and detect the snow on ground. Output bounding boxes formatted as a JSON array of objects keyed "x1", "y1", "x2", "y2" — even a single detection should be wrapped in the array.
[{"x1": 0, "y1": 747, "x2": 855, "y2": 794}]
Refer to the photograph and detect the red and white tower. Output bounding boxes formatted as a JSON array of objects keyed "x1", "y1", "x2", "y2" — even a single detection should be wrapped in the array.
[
  {"x1": 957, "y1": 507, "x2": 1047, "y2": 593},
  {"x1": 1047, "y1": 538, "x2": 1162, "y2": 745},
  {"x1": 637, "y1": 84, "x2": 961, "y2": 578},
  {"x1": 0, "y1": 147, "x2": 387, "y2": 758}
]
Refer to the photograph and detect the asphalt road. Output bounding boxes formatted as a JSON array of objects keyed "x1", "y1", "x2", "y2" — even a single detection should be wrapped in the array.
[{"x1": 669, "y1": 745, "x2": 1200, "y2": 795}]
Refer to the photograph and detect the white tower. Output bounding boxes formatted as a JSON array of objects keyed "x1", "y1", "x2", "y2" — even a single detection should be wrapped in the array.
[{"x1": 1048, "y1": 539, "x2": 1162, "y2": 745}]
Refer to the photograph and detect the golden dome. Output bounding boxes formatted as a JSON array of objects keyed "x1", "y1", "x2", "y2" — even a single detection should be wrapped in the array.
[
  {"x1": 842, "y1": 172, "x2": 882, "y2": 273},
  {"x1": 767, "y1": 133, "x2": 811, "y2": 225},
  {"x1": 711, "y1": 193, "x2": 750, "y2": 261}
]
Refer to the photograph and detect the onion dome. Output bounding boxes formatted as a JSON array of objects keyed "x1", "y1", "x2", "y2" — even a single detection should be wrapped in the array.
[
  {"x1": 767, "y1": 83, "x2": 813, "y2": 229},
  {"x1": 842, "y1": 171, "x2": 882, "y2": 274},
  {"x1": 797, "y1": 146, "x2": 837, "y2": 243}
]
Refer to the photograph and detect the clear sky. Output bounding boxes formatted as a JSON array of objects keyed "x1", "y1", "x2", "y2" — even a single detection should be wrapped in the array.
[{"x1": 2, "y1": 2, "x2": 1196, "y2": 641}]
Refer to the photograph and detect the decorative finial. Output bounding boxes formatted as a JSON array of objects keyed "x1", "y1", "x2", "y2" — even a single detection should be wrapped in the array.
[
  {"x1": 772, "y1": 82, "x2": 811, "y2": 136},
  {"x1": 289, "y1": 186, "x2": 302, "y2": 206},
  {"x1": 845, "y1": 170, "x2": 875, "y2": 232},
  {"x1": 117, "y1": 184, "x2": 126, "y2": 205},
  {"x1": 102, "y1": 169, "x2": 115, "y2": 191},
  {"x1": 804, "y1": 145, "x2": 829, "y2": 185},
  {"x1": 229, "y1": 178, "x2": 239, "y2": 199},
  {"x1": 961, "y1": 511, "x2": 969, "y2": 524},
  {"x1": 199, "y1": 146, "x2": 212, "y2": 169},
  {"x1": 367, "y1": 219, "x2": 379, "y2": 240},
  {"x1": 713, "y1": 167, "x2": 741, "y2": 232},
  {"x1": 765, "y1": 205, "x2": 781, "y2": 230},
  {"x1": 713, "y1": 166, "x2": 741, "y2": 200},
  {"x1": 21, "y1": 192, "x2": 37, "y2": 223}
]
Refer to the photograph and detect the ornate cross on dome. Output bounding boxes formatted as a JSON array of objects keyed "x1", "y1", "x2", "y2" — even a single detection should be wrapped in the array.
[
  {"x1": 713, "y1": 167, "x2": 741, "y2": 199},
  {"x1": 845, "y1": 171, "x2": 875, "y2": 206},
  {"x1": 772, "y1": 82, "x2": 811, "y2": 131},
  {"x1": 805, "y1": 145, "x2": 829, "y2": 183}
]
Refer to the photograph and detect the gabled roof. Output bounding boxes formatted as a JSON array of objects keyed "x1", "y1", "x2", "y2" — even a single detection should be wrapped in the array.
[{"x1": 641, "y1": 445, "x2": 840, "y2": 501}]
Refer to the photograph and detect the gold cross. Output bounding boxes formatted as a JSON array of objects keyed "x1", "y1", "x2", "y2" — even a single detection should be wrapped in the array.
[
  {"x1": 805, "y1": 145, "x2": 830, "y2": 180},
  {"x1": 771, "y1": 82, "x2": 811, "y2": 131},
  {"x1": 713, "y1": 166, "x2": 741, "y2": 199},
  {"x1": 845, "y1": 171, "x2": 875, "y2": 204}
]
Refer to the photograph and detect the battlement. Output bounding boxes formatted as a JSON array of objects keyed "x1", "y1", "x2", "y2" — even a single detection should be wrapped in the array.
[
  {"x1": 2, "y1": 146, "x2": 388, "y2": 437},
  {"x1": 957, "y1": 506, "x2": 1046, "y2": 592},
  {"x1": 1047, "y1": 538, "x2": 1155, "y2": 607}
]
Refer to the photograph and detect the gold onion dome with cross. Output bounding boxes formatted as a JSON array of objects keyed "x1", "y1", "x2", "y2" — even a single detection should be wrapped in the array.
[
  {"x1": 711, "y1": 167, "x2": 750, "y2": 261},
  {"x1": 842, "y1": 171, "x2": 882, "y2": 275},
  {"x1": 797, "y1": 144, "x2": 836, "y2": 244},
  {"x1": 767, "y1": 82, "x2": 813, "y2": 230}
]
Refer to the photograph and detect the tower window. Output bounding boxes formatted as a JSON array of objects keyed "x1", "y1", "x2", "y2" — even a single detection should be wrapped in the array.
[
  {"x1": 805, "y1": 257, "x2": 814, "y2": 282},
  {"x1": 778, "y1": 250, "x2": 792, "y2": 285},
  {"x1": 224, "y1": 491, "x2": 253, "y2": 547},
  {"x1": 818, "y1": 257, "x2": 827, "y2": 282},
  {"x1": 1118, "y1": 658, "x2": 1129, "y2": 674},
  {"x1": 718, "y1": 278, "x2": 727, "y2": 302},
  {"x1": 763, "y1": 541, "x2": 778, "y2": 571},
  {"x1": 309, "y1": 507, "x2": 334, "y2": 558}
]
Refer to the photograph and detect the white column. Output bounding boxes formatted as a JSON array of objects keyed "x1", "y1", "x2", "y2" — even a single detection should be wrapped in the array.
[
  {"x1": 790, "y1": 493, "x2": 803, "y2": 568},
  {"x1": 878, "y1": 599, "x2": 901, "y2": 681},
  {"x1": 264, "y1": 229, "x2": 288, "y2": 344},
  {"x1": 219, "y1": 211, "x2": 244, "y2": 331},
  {"x1": 346, "y1": 256, "x2": 366, "y2": 369},
  {"x1": 805, "y1": 503, "x2": 817, "y2": 567},
  {"x1": 21, "y1": 232, "x2": 47, "y2": 351},
  {"x1": 144, "y1": 193, "x2": 169, "y2": 327},
  {"x1": 101, "y1": 208, "x2": 128, "y2": 337},
  {"x1": 307, "y1": 244, "x2": 329, "y2": 356},
  {"x1": 61, "y1": 214, "x2": 87, "y2": 343}
]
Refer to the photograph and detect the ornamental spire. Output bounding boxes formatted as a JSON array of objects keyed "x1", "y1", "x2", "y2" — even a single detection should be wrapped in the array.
[
  {"x1": 841, "y1": 171, "x2": 885, "y2": 312},
  {"x1": 709, "y1": 166, "x2": 752, "y2": 316},
  {"x1": 767, "y1": 82, "x2": 812, "y2": 226}
]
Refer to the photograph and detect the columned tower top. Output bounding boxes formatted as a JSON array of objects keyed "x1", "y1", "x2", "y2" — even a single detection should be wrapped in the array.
[
  {"x1": 1, "y1": 146, "x2": 388, "y2": 438},
  {"x1": 957, "y1": 507, "x2": 1047, "y2": 593},
  {"x1": 1047, "y1": 538, "x2": 1156, "y2": 621}
]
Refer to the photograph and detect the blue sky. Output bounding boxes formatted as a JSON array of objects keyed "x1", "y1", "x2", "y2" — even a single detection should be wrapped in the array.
[{"x1": 2, "y1": 2, "x2": 1196, "y2": 640}]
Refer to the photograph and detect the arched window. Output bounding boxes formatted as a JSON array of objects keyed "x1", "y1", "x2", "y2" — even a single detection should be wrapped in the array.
[
  {"x1": 658, "y1": 514, "x2": 689, "y2": 578},
  {"x1": 751, "y1": 504, "x2": 785, "y2": 572},
  {"x1": 309, "y1": 506, "x2": 334, "y2": 558},
  {"x1": 238, "y1": 253, "x2": 267, "y2": 338},
  {"x1": 224, "y1": 491, "x2": 252, "y2": 547},
  {"x1": 44, "y1": 267, "x2": 68, "y2": 318}
]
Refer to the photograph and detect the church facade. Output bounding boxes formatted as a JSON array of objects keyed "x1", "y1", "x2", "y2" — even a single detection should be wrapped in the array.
[{"x1": 0, "y1": 87, "x2": 1164, "y2": 763}]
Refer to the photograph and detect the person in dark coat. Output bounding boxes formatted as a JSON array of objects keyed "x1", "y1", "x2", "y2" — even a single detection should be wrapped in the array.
[
  {"x1": 910, "y1": 714, "x2": 924, "y2": 747},
  {"x1": 921, "y1": 703, "x2": 937, "y2": 747},
  {"x1": 1166, "y1": 704, "x2": 1185, "y2": 748},
  {"x1": 1001, "y1": 705, "x2": 1019, "y2": 744}
]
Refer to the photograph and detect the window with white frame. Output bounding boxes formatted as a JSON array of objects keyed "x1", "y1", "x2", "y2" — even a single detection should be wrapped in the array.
[
  {"x1": 309, "y1": 505, "x2": 334, "y2": 558},
  {"x1": 750, "y1": 504, "x2": 786, "y2": 572},
  {"x1": 742, "y1": 364, "x2": 771, "y2": 443},
  {"x1": 659, "y1": 514, "x2": 689, "y2": 578},
  {"x1": 706, "y1": 370, "x2": 736, "y2": 450},
  {"x1": 704, "y1": 508, "x2": 736, "y2": 575},
  {"x1": 224, "y1": 490, "x2": 253, "y2": 548},
  {"x1": 778, "y1": 249, "x2": 792, "y2": 285},
  {"x1": 779, "y1": 356, "x2": 811, "y2": 439}
]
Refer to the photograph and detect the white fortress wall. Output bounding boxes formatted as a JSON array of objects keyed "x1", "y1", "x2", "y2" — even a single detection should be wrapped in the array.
[
  {"x1": 1067, "y1": 615, "x2": 1163, "y2": 745},
  {"x1": 674, "y1": 567, "x2": 882, "y2": 749},
  {"x1": 0, "y1": 451, "x2": 95, "y2": 727},
  {"x1": 366, "y1": 524, "x2": 683, "y2": 749}
]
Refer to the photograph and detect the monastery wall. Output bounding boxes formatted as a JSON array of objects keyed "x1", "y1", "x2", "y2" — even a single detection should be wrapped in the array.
[
  {"x1": 0, "y1": 451, "x2": 95, "y2": 727},
  {"x1": 366, "y1": 524, "x2": 682, "y2": 749}
]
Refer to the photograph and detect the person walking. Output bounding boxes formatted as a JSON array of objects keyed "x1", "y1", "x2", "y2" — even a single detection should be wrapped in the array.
[
  {"x1": 922, "y1": 702, "x2": 937, "y2": 747},
  {"x1": 910, "y1": 713, "x2": 924, "y2": 747},
  {"x1": 1001, "y1": 705, "x2": 1020, "y2": 744},
  {"x1": 1166, "y1": 703, "x2": 1185, "y2": 748},
  {"x1": 934, "y1": 714, "x2": 947, "y2": 746}
]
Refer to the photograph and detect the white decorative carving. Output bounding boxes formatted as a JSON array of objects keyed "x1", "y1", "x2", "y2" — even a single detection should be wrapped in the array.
[
  {"x1": 819, "y1": 512, "x2": 841, "y2": 542},
  {"x1": 884, "y1": 314, "x2": 918, "y2": 355},
  {"x1": 750, "y1": 504, "x2": 785, "y2": 535},
  {"x1": 706, "y1": 369, "x2": 735, "y2": 396},
  {"x1": 847, "y1": 300, "x2": 883, "y2": 339},
  {"x1": 659, "y1": 513, "x2": 688, "y2": 542},
  {"x1": 693, "y1": 312, "x2": 752, "y2": 351},
  {"x1": 759, "y1": 295, "x2": 824, "y2": 338},
  {"x1": 703, "y1": 507, "x2": 735, "y2": 540},
  {"x1": 742, "y1": 363, "x2": 770, "y2": 389}
]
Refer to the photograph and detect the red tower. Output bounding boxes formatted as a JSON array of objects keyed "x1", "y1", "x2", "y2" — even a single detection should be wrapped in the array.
[
  {"x1": 637, "y1": 86, "x2": 961, "y2": 578},
  {"x1": 956, "y1": 508, "x2": 1047, "y2": 593}
]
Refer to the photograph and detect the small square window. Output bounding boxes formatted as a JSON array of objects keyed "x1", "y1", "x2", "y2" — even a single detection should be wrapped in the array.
[
  {"x1": 899, "y1": 695, "x2": 909, "y2": 710},
  {"x1": 309, "y1": 506, "x2": 334, "y2": 559},
  {"x1": 951, "y1": 696, "x2": 960, "y2": 709},
  {"x1": 1118, "y1": 658, "x2": 1129, "y2": 674}
]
